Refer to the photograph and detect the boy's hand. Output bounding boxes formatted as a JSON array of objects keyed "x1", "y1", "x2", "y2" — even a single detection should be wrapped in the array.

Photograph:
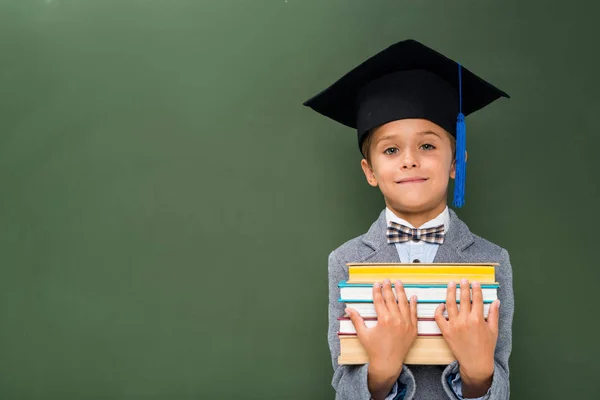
[
  {"x1": 345, "y1": 279, "x2": 418, "y2": 400},
  {"x1": 434, "y1": 279, "x2": 500, "y2": 397}
]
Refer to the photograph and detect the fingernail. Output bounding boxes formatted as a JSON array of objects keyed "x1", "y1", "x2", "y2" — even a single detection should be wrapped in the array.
[
  {"x1": 383, "y1": 279, "x2": 390, "y2": 285},
  {"x1": 396, "y1": 280, "x2": 403, "y2": 287},
  {"x1": 448, "y1": 281, "x2": 455, "y2": 288},
  {"x1": 472, "y1": 281, "x2": 480, "y2": 288},
  {"x1": 497, "y1": 300, "x2": 501, "y2": 307},
  {"x1": 374, "y1": 282, "x2": 380, "y2": 288},
  {"x1": 461, "y1": 278, "x2": 468, "y2": 285},
  {"x1": 344, "y1": 307, "x2": 350, "y2": 314}
]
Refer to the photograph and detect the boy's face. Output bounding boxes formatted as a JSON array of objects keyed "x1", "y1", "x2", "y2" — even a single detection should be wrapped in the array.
[{"x1": 360, "y1": 119, "x2": 456, "y2": 221}]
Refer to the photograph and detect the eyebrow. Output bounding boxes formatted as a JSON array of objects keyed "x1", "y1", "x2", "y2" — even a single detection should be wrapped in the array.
[
  {"x1": 376, "y1": 130, "x2": 442, "y2": 144},
  {"x1": 416, "y1": 130, "x2": 442, "y2": 138},
  {"x1": 376, "y1": 135, "x2": 397, "y2": 143}
]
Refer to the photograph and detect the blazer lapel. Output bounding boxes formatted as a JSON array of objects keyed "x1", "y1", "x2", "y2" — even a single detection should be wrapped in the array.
[
  {"x1": 433, "y1": 208, "x2": 475, "y2": 263},
  {"x1": 359, "y1": 210, "x2": 401, "y2": 263}
]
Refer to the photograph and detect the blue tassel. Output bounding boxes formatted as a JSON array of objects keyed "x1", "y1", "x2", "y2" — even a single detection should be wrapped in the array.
[
  {"x1": 452, "y1": 64, "x2": 466, "y2": 208},
  {"x1": 453, "y1": 113, "x2": 466, "y2": 207}
]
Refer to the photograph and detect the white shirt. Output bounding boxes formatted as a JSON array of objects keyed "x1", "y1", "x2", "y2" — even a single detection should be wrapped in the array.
[{"x1": 385, "y1": 206, "x2": 450, "y2": 263}]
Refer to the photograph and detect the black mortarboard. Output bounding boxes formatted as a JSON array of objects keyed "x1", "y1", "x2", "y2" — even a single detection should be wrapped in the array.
[{"x1": 303, "y1": 39, "x2": 509, "y2": 207}]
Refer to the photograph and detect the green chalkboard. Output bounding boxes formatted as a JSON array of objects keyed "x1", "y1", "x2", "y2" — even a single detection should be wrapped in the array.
[{"x1": 0, "y1": 1, "x2": 598, "y2": 399}]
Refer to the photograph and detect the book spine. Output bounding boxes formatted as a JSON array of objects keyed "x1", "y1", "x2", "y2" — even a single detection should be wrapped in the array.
[
  {"x1": 338, "y1": 298, "x2": 495, "y2": 304},
  {"x1": 338, "y1": 336, "x2": 455, "y2": 365},
  {"x1": 338, "y1": 282, "x2": 500, "y2": 288},
  {"x1": 347, "y1": 275, "x2": 495, "y2": 284},
  {"x1": 338, "y1": 317, "x2": 445, "y2": 335},
  {"x1": 341, "y1": 303, "x2": 491, "y2": 319}
]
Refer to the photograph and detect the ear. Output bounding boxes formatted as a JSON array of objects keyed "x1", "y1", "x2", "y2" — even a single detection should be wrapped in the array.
[
  {"x1": 361, "y1": 159, "x2": 378, "y2": 187},
  {"x1": 449, "y1": 150, "x2": 467, "y2": 180}
]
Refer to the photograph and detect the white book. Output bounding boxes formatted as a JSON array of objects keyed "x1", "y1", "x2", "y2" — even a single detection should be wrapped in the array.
[
  {"x1": 338, "y1": 317, "x2": 443, "y2": 335},
  {"x1": 343, "y1": 302, "x2": 492, "y2": 319}
]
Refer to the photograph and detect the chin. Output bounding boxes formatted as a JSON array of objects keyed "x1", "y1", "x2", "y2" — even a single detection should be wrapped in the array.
[
  {"x1": 401, "y1": 205, "x2": 432, "y2": 214},
  {"x1": 387, "y1": 193, "x2": 444, "y2": 212},
  {"x1": 389, "y1": 200, "x2": 432, "y2": 214}
]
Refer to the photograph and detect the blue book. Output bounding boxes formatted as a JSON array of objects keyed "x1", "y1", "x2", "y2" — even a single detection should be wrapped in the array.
[{"x1": 338, "y1": 280, "x2": 499, "y2": 304}]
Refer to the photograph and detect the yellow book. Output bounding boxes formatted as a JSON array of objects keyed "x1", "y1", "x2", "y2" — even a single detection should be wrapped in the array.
[
  {"x1": 338, "y1": 335, "x2": 455, "y2": 365},
  {"x1": 346, "y1": 263, "x2": 497, "y2": 284}
]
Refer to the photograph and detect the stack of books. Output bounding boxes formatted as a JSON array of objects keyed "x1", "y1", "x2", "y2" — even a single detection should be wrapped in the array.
[{"x1": 337, "y1": 263, "x2": 498, "y2": 365}]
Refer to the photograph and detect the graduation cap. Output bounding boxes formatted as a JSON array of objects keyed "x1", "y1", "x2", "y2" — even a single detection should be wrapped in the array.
[{"x1": 303, "y1": 39, "x2": 509, "y2": 208}]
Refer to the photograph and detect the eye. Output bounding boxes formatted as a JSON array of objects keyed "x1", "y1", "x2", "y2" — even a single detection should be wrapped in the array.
[
  {"x1": 384, "y1": 147, "x2": 398, "y2": 155},
  {"x1": 421, "y1": 143, "x2": 436, "y2": 150}
]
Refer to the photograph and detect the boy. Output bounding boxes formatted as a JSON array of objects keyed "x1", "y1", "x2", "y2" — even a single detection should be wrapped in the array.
[{"x1": 303, "y1": 40, "x2": 514, "y2": 399}]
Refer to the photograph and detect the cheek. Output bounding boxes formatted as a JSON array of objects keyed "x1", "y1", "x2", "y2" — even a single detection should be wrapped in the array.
[
  {"x1": 374, "y1": 165, "x2": 396, "y2": 181},
  {"x1": 421, "y1": 156, "x2": 444, "y2": 170},
  {"x1": 428, "y1": 155, "x2": 453, "y2": 174}
]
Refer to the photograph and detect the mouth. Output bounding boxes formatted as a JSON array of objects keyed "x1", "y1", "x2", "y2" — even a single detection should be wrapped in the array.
[{"x1": 396, "y1": 177, "x2": 428, "y2": 184}]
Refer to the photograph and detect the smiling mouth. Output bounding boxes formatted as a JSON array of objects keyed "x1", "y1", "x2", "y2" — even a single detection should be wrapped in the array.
[{"x1": 396, "y1": 178, "x2": 428, "y2": 184}]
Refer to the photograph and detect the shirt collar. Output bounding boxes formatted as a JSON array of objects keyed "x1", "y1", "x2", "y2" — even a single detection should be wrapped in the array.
[{"x1": 385, "y1": 205, "x2": 450, "y2": 232}]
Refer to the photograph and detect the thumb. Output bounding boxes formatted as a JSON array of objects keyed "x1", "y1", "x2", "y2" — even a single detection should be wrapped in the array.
[
  {"x1": 345, "y1": 307, "x2": 367, "y2": 337},
  {"x1": 487, "y1": 300, "x2": 501, "y2": 336}
]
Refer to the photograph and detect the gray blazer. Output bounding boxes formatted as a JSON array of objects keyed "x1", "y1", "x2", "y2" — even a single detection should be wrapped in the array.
[{"x1": 327, "y1": 208, "x2": 514, "y2": 399}]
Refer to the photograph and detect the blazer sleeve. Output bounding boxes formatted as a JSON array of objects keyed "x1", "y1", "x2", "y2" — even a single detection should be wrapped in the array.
[
  {"x1": 441, "y1": 248, "x2": 515, "y2": 399},
  {"x1": 328, "y1": 250, "x2": 417, "y2": 400}
]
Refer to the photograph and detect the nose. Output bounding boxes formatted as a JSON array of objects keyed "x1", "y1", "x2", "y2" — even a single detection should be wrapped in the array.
[{"x1": 400, "y1": 149, "x2": 419, "y2": 170}]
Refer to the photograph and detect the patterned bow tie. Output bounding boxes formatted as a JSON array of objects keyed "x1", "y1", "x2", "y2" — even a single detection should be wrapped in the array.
[{"x1": 386, "y1": 221, "x2": 446, "y2": 244}]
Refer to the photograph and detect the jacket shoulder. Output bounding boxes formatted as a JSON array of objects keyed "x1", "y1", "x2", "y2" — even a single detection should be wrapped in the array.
[
  {"x1": 328, "y1": 234, "x2": 372, "y2": 265},
  {"x1": 465, "y1": 231, "x2": 509, "y2": 261},
  {"x1": 328, "y1": 210, "x2": 386, "y2": 264}
]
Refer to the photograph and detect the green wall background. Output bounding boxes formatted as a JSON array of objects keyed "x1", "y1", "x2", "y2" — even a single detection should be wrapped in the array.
[{"x1": 1, "y1": 1, "x2": 598, "y2": 398}]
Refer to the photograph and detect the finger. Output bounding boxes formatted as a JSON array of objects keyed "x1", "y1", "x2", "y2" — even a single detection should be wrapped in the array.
[
  {"x1": 486, "y1": 300, "x2": 501, "y2": 336},
  {"x1": 445, "y1": 281, "x2": 459, "y2": 319},
  {"x1": 382, "y1": 280, "x2": 401, "y2": 317},
  {"x1": 434, "y1": 303, "x2": 448, "y2": 335},
  {"x1": 382, "y1": 279, "x2": 400, "y2": 316},
  {"x1": 394, "y1": 280, "x2": 410, "y2": 318},
  {"x1": 372, "y1": 282, "x2": 390, "y2": 318},
  {"x1": 345, "y1": 307, "x2": 368, "y2": 338},
  {"x1": 459, "y1": 278, "x2": 471, "y2": 316},
  {"x1": 409, "y1": 295, "x2": 418, "y2": 326},
  {"x1": 471, "y1": 281, "x2": 484, "y2": 318}
]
